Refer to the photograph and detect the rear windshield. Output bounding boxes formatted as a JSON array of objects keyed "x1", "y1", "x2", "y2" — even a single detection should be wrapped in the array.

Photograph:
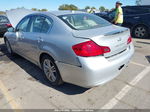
[
  {"x1": 58, "y1": 13, "x2": 111, "y2": 30},
  {"x1": 0, "y1": 16, "x2": 9, "y2": 23}
]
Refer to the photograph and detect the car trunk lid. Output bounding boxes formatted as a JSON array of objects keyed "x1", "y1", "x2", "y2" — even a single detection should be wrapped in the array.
[
  {"x1": 6, "y1": 8, "x2": 36, "y2": 28},
  {"x1": 72, "y1": 25, "x2": 130, "y2": 58}
]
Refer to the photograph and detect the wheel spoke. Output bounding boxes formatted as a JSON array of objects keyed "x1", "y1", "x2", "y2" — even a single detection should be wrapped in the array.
[
  {"x1": 51, "y1": 66, "x2": 56, "y2": 73},
  {"x1": 43, "y1": 59, "x2": 57, "y2": 82},
  {"x1": 135, "y1": 26, "x2": 147, "y2": 38},
  {"x1": 50, "y1": 73, "x2": 56, "y2": 82},
  {"x1": 141, "y1": 29, "x2": 145, "y2": 32},
  {"x1": 44, "y1": 64, "x2": 49, "y2": 69},
  {"x1": 45, "y1": 60, "x2": 50, "y2": 67},
  {"x1": 45, "y1": 69, "x2": 49, "y2": 74}
]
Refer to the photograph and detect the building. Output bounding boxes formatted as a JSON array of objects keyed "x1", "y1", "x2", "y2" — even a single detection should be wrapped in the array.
[{"x1": 136, "y1": 0, "x2": 150, "y2": 5}]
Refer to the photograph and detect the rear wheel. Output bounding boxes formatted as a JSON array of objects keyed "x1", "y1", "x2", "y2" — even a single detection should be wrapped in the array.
[
  {"x1": 132, "y1": 25, "x2": 148, "y2": 38},
  {"x1": 41, "y1": 55, "x2": 63, "y2": 86}
]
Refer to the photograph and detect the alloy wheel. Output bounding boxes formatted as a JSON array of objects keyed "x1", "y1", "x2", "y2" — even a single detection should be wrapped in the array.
[
  {"x1": 134, "y1": 26, "x2": 147, "y2": 38},
  {"x1": 43, "y1": 59, "x2": 57, "y2": 82}
]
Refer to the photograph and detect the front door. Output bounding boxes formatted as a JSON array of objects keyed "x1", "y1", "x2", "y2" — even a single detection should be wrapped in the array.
[
  {"x1": 17, "y1": 15, "x2": 53, "y2": 63},
  {"x1": 15, "y1": 16, "x2": 31, "y2": 56}
]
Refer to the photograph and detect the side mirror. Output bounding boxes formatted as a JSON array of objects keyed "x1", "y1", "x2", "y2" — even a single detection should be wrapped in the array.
[{"x1": 7, "y1": 27, "x2": 15, "y2": 32}]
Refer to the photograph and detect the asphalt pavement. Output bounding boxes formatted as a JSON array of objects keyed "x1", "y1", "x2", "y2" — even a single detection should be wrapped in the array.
[{"x1": 0, "y1": 37, "x2": 150, "y2": 109}]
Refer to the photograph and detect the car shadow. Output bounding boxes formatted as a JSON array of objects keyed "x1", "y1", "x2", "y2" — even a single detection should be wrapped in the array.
[
  {"x1": 136, "y1": 41, "x2": 150, "y2": 45},
  {"x1": 145, "y1": 56, "x2": 150, "y2": 64},
  {"x1": 0, "y1": 43, "x2": 89, "y2": 95}
]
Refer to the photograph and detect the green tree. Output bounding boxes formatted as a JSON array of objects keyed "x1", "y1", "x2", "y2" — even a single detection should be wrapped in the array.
[
  {"x1": 70, "y1": 4, "x2": 78, "y2": 10},
  {"x1": 40, "y1": 9, "x2": 48, "y2": 11},
  {"x1": 99, "y1": 6, "x2": 105, "y2": 12},
  {"x1": 91, "y1": 7, "x2": 96, "y2": 9},
  {"x1": 85, "y1": 6, "x2": 90, "y2": 10},
  {"x1": 31, "y1": 8, "x2": 48, "y2": 11},
  {"x1": 0, "y1": 11, "x2": 5, "y2": 15},
  {"x1": 59, "y1": 4, "x2": 78, "y2": 10},
  {"x1": 59, "y1": 4, "x2": 69, "y2": 10},
  {"x1": 32, "y1": 8, "x2": 38, "y2": 11},
  {"x1": 105, "y1": 9, "x2": 109, "y2": 12}
]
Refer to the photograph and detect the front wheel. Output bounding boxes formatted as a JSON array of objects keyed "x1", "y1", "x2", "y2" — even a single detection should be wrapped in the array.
[
  {"x1": 5, "y1": 39, "x2": 14, "y2": 55},
  {"x1": 132, "y1": 25, "x2": 149, "y2": 38},
  {"x1": 41, "y1": 55, "x2": 63, "y2": 86}
]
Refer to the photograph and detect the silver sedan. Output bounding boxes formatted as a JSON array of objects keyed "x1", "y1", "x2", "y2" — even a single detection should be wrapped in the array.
[{"x1": 4, "y1": 9, "x2": 134, "y2": 88}]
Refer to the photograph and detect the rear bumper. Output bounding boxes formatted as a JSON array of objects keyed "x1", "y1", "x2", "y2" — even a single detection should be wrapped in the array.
[{"x1": 56, "y1": 43, "x2": 134, "y2": 88}]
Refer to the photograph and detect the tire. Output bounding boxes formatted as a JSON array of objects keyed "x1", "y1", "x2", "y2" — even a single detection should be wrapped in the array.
[
  {"x1": 132, "y1": 25, "x2": 149, "y2": 38},
  {"x1": 5, "y1": 38, "x2": 14, "y2": 55},
  {"x1": 0, "y1": 33, "x2": 4, "y2": 38},
  {"x1": 41, "y1": 55, "x2": 63, "y2": 86}
]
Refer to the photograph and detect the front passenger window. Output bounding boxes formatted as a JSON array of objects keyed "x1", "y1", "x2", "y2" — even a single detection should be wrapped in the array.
[{"x1": 16, "y1": 17, "x2": 30, "y2": 32}]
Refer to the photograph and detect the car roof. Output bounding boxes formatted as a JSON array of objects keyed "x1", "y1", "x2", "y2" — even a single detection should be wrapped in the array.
[
  {"x1": 41, "y1": 10, "x2": 86, "y2": 16},
  {"x1": 6, "y1": 9, "x2": 87, "y2": 28},
  {"x1": 123, "y1": 5, "x2": 150, "y2": 8}
]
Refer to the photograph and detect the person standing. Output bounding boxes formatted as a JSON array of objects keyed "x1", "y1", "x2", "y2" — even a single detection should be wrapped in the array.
[{"x1": 112, "y1": 1, "x2": 123, "y2": 26}]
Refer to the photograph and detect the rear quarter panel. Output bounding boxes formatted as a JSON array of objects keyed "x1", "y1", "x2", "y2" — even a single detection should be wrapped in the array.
[{"x1": 38, "y1": 15, "x2": 89, "y2": 67}]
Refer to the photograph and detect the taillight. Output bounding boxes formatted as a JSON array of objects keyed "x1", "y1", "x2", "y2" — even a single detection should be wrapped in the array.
[
  {"x1": 72, "y1": 41, "x2": 111, "y2": 57},
  {"x1": 6, "y1": 24, "x2": 12, "y2": 27},
  {"x1": 127, "y1": 36, "x2": 132, "y2": 44}
]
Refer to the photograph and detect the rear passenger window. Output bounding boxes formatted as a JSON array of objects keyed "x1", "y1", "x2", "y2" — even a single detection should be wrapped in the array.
[
  {"x1": 41, "y1": 18, "x2": 52, "y2": 33},
  {"x1": 30, "y1": 16, "x2": 44, "y2": 33},
  {"x1": 30, "y1": 16, "x2": 52, "y2": 33}
]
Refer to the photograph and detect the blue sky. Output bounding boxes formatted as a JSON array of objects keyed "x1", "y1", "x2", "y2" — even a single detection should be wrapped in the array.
[{"x1": 0, "y1": 0, "x2": 135, "y2": 11}]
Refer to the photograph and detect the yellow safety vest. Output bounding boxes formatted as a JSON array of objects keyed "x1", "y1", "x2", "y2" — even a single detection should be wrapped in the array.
[{"x1": 114, "y1": 6, "x2": 123, "y2": 24}]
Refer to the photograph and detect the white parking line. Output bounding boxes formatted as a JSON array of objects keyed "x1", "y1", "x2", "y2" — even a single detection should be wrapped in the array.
[
  {"x1": 130, "y1": 61, "x2": 147, "y2": 67},
  {"x1": 101, "y1": 66, "x2": 150, "y2": 109}
]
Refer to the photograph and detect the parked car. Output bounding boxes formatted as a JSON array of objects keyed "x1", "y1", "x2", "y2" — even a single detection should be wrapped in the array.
[
  {"x1": 4, "y1": 9, "x2": 134, "y2": 88},
  {"x1": 95, "y1": 5, "x2": 150, "y2": 38},
  {"x1": 0, "y1": 15, "x2": 12, "y2": 37}
]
